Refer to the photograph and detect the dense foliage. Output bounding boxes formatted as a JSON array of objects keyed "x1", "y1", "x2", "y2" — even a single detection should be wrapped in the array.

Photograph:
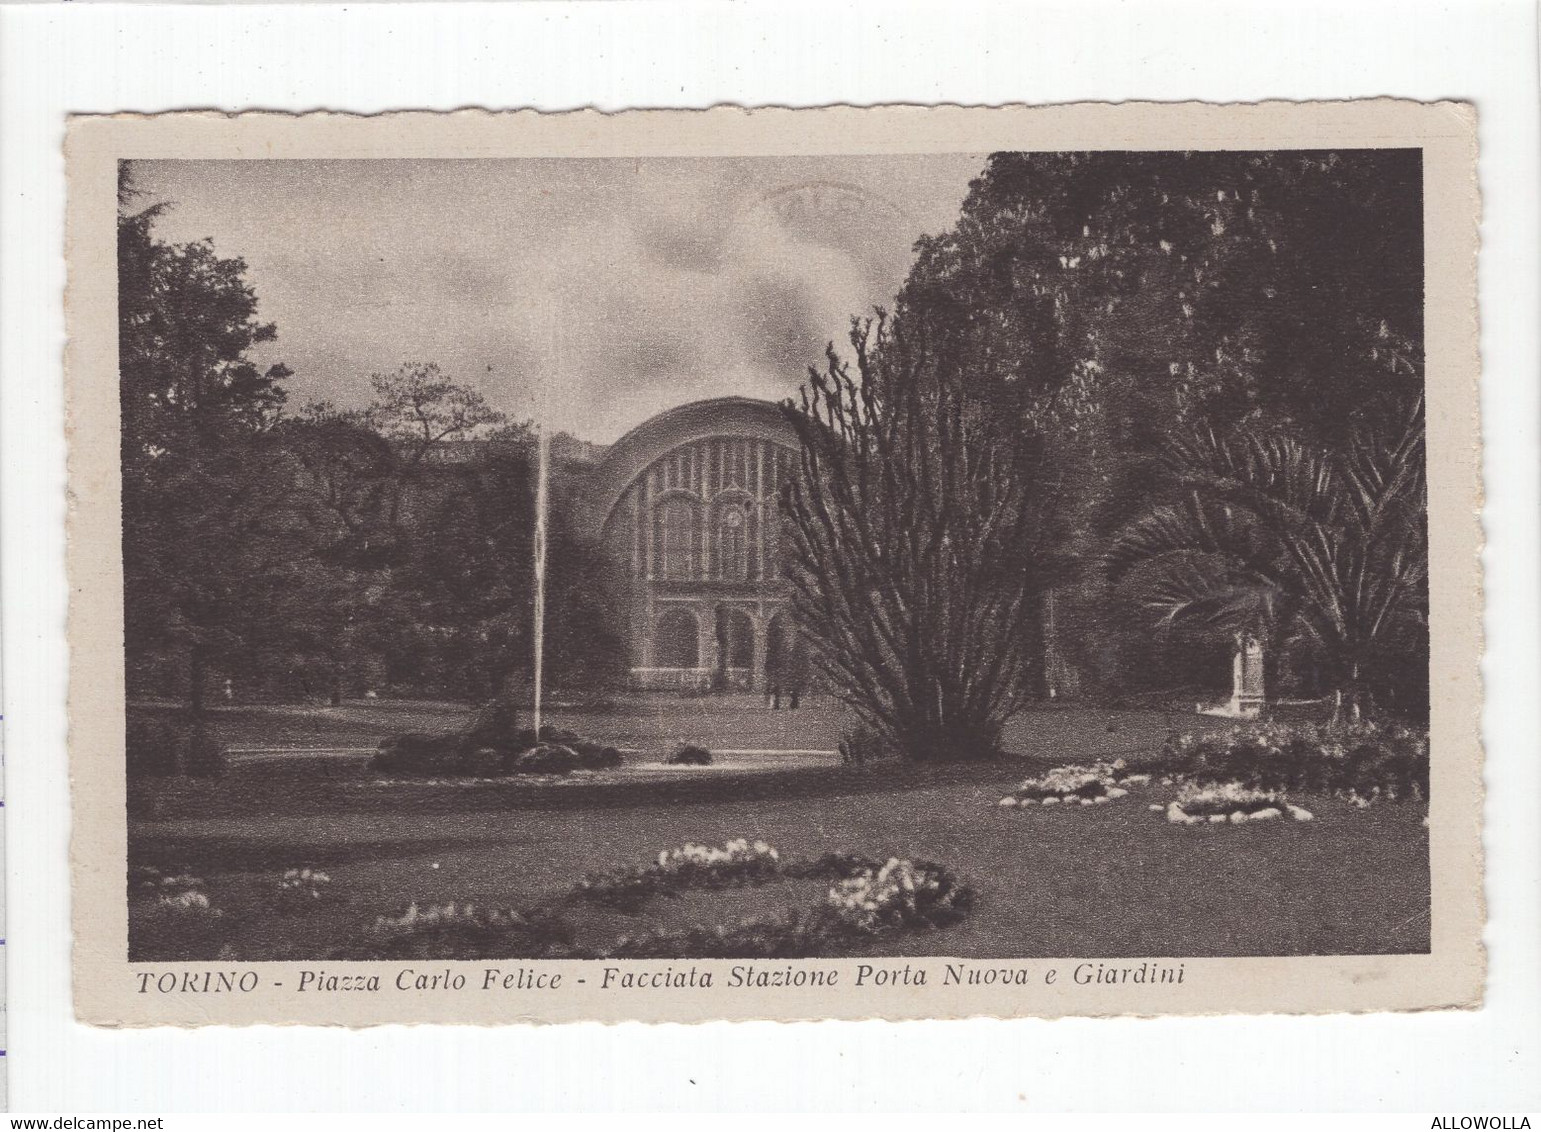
[
  {"x1": 784, "y1": 149, "x2": 1427, "y2": 718},
  {"x1": 1108, "y1": 403, "x2": 1428, "y2": 719},
  {"x1": 120, "y1": 178, "x2": 628, "y2": 712}
]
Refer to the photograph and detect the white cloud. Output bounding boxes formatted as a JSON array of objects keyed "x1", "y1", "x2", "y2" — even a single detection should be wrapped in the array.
[{"x1": 132, "y1": 155, "x2": 982, "y2": 441}]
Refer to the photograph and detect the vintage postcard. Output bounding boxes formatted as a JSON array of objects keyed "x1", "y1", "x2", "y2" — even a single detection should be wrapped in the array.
[{"x1": 67, "y1": 102, "x2": 1482, "y2": 1027}]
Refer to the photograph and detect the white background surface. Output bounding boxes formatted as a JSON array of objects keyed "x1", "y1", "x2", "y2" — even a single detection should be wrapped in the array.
[{"x1": 1, "y1": 0, "x2": 1537, "y2": 1113}]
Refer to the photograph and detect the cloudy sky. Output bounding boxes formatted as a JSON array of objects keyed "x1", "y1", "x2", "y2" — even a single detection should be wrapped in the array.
[{"x1": 131, "y1": 155, "x2": 986, "y2": 443}]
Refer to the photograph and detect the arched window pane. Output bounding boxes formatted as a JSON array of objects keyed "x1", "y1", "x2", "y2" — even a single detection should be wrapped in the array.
[
  {"x1": 655, "y1": 609, "x2": 699, "y2": 668},
  {"x1": 655, "y1": 497, "x2": 698, "y2": 580},
  {"x1": 718, "y1": 502, "x2": 747, "y2": 581}
]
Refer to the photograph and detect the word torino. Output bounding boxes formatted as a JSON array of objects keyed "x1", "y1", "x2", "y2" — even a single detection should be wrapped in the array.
[{"x1": 135, "y1": 970, "x2": 260, "y2": 994}]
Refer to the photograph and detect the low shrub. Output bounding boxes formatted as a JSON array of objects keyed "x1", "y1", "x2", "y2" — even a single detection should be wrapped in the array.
[
  {"x1": 1003, "y1": 767, "x2": 1109, "y2": 807},
  {"x1": 575, "y1": 838, "x2": 782, "y2": 910},
  {"x1": 510, "y1": 743, "x2": 581, "y2": 774},
  {"x1": 341, "y1": 902, "x2": 574, "y2": 960},
  {"x1": 575, "y1": 841, "x2": 974, "y2": 943},
  {"x1": 667, "y1": 744, "x2": 712, "y2": 766},
  {"x1": 133, "y1": 865, "x2": 210, "y2": 900},
  {"x1": 824, "y1": 858, "x2": 973, "y2": 933},
  {"x1": 373, "y1": 732, "x2": 621, "y2": 777},
  {"x1": 1156, "y1": 721, "x2": 1428, "y2": 804},
  {"x1": 461, "y1": 698, "x2": 525, "y2": 752},
  {"x1": 570, "y1": 740, "x2": 624, "y2": 768},
  {"x1": 510, "y1": 742, "x2": 623, "y2": 775},
  {"x1": 571, "y1": 865, "x2": 659, "y2": 913}
]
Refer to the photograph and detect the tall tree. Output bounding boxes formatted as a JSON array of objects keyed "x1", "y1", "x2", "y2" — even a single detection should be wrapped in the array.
[
  {"x1": 893, "y1": 149, "x2": 1426, "y2": 696},
  {"x1": 782, "y1": 314, "x2": 1048, "y2": 762},
  {"x1": 900, "y1": 150, "x2": 1423, "y2": 455},
  {"x1": 377, "y1": 423, "x2": 628, "y2": 699},
  {"x1": 119, "y1": 173, "x2": 329, "y2": 714},
  {"x1": 362, "y1": 362, "x2": 505, "y2": 467}
]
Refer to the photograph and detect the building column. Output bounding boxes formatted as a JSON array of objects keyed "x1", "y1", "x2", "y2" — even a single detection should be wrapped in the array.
[
  {"x1": 750, "y1": 613, "x2": 767, "y2": 693},
  {"x1": 635, "y1": 588, "x2": 653, "y2": 669},
  {"x1": 697, "y1": 602, "x2": 719, "y2": 688}
]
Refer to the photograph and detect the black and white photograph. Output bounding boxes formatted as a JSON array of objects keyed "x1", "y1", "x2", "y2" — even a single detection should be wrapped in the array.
[
  {"x1": 62, "y1": 103, "x2": 1483, "y2": 1027},
  {"x1": 115, "y1": 144, "x2": 1436, "y2": 959}
]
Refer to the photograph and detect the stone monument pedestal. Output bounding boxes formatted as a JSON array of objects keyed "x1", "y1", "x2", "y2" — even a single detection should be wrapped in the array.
[{"x1": 1199, "y1": 633, "x2": 1267, "y2": 719}]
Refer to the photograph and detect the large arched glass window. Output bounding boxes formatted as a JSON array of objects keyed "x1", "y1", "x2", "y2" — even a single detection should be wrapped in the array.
[{"x1": 653, "y1": 496, "x2": 700, "y2": 580}]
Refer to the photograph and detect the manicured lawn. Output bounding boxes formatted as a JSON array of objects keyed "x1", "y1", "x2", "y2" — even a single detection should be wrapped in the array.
[{"x1": 130, "y1": 704, "x2": 1429, "y2": 961}]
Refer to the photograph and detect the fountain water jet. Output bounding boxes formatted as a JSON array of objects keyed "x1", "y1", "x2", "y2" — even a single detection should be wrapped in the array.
[
  {"x1": 531, "y1": 414, "x2": 550, "y2": 737},
  {"x1": 530, "y1": 301, "x2": 558, "y2": 739}
]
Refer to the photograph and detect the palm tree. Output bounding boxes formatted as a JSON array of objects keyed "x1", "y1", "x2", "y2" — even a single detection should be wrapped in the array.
[{"x1": 1107, "y1": 399, "x2": 1427, "y2": 722}]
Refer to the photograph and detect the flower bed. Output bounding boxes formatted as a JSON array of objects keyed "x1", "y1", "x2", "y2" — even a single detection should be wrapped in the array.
[
  {"x1": 1162, "y1": 781, "x2": 1314, "y2": 826},
  {"x1": 134, "y1": 837, "x2": 974, "y2": 962},
  {"x1": 998, "y1": 760, "x2": 1135, "y2": 808},
  {"x1": 574, "y1": 840, "x2": 972, "y2": 955},
  {"x1": 345, "y1": 902, "x2": 576, "y2": 960},
  {"x1": 824, "y1": 857, "x2": 972, "y2": 932},
  {"x1": 574, "y1": 838, "x2": 783, "y2": 911},
  {"x1": 597, "y1": 854, "x2": 971, "y2": 958},
  {"x1": 1154, "y1": 721, "x2": 1428, "y2": 805},
  {"x1": 337, "y1": 840, "x2": 977, "y2": 960}
]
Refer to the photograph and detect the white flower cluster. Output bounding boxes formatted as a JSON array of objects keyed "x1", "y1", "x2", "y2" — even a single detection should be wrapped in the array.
[
  {"x1": 825, "y1": 858, "x2": 952, "y2": 933},
  {"x1": 374, "y1": 902, "x2": 523, "y2": 931},
  {"x1": 1162, "y1": 781, "x2": 1313, "y2": 825},
  {"x1": 137, "y1": 867, "x2": 220, "y2": 915},
  {"x1": 999, "y1": 761, "x2": 1136, "y2": 808},
  {"x1": 158, "y1": 889, "x2": 215, "y2": 912},
  {"x1": 657, "y1": 838, "x2": 780, "y2": 873},
  {"x1": 277, "y1": 867, "x2": 333, "y2": 903}
]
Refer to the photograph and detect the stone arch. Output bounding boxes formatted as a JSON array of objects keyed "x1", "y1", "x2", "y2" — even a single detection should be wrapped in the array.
[
  {"x1": 583, "y1": 397, "x2": 798, "y2": 542},
  {"x1": 654, "y1": 607, "x2": 700, "y2": 669},
  {"x1": 713, "y1": 606, "x2": 756, "y2": 689}
]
